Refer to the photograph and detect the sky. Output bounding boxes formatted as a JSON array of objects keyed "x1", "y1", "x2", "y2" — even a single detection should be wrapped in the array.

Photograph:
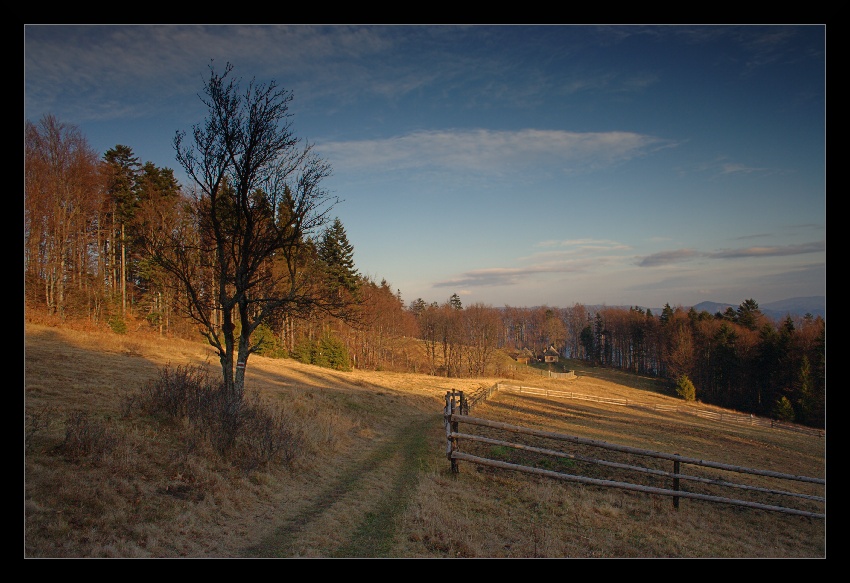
[{"x1": 24, "y1": 25, "x2": 826, "y2": 311}]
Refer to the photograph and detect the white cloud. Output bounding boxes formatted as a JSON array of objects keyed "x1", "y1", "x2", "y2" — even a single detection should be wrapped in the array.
[{"x1": 318, "y1": 129, "x2": 674, "y2": 176}]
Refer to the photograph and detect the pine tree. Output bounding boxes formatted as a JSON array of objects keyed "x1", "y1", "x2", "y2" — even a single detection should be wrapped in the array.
[
  {"x1": 660, "y1": 303, "x2": 674, "y2": 325},
  {"x1": 318, "y1": 218, "x2": 359, "y2": 293},
  {"x1": 409, "y1": 298, "x2": 427, "y2": 317},
  {"x1": 736, "y1": 298, "x2": 761, "y2": 330},
  {"x1": 103, "y1": 145, "x2": 142, "y2": 315}
]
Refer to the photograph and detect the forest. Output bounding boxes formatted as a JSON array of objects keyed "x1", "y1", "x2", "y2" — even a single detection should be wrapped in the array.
[{"x1": 24, "y1": 111, "x2": 825, "y2": 430}]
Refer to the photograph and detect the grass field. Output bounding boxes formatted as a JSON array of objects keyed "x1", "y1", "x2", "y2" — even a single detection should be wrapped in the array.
[{"x1": 24, "y1": 322, "x2": 826, "y2": 558}]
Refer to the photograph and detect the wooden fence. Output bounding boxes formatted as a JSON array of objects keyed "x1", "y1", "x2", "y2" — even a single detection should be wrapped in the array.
[
  {"x1": 495, "y1": 383, "x2": 825, "y2": 438},
  {"x1": 444, "y1": 390, "x2": 825, "y2": 519},
  {"x1": 510, "y1": 366, "x2": 577, "y2": 380}
]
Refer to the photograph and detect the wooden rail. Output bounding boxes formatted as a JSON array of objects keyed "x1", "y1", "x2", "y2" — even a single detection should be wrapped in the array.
[
  {"x1": 444, "y1": 391, "x2": 825, "y2": 519},
  {"x1": 497, "y1": 383, "x2": 825, "y2": 437}
]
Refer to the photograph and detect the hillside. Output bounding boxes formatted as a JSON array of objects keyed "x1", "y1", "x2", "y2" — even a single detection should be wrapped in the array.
[{"x1": 24, "y1": 322, "x2": 826, "y2": 558}]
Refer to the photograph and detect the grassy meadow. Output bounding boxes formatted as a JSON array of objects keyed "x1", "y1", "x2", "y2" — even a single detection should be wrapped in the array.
[{"x1": 24, "y1": 321, "x2": 826, "y2": 558}]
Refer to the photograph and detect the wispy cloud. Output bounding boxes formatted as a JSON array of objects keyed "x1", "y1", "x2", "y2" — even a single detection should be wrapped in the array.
[
  {"x1": 693, "y1": 156, "x2": 772, "y2": 177},
  {"x1": 441, "y1": 238, "x2": 826, "y2": 296},
  {"x1": 639, "y1": 240, "x2": 824, "y2": 267},
  {"x1": 433, "y1": 253, "x2": 629, "y2": 289},
  {"x1": 706, "y1": 241, "x2": 825, "y2": 259},
  {"x1": 638, "y1": 249, "x2": 701, "y2": 267},
  {"x1": 24, "y1": 25, "x2": 396, "y2": 121},
  {"x1": 720, "y1": 162, "x2": 768, "y2": 174},
  {"x1": 319, "y1": 129, "x2": 675, "y2": 176},
  {"x1": 535, "y1": 238, "x2": 631, "y2": 251},
  {"x1": 433, "y1": 265, "x2": 579, "y2": 288}
]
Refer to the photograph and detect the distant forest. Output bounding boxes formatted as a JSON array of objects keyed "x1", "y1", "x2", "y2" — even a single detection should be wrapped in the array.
[{"x1": 24, "y1": 114, "x2": 825, "y2": 429}]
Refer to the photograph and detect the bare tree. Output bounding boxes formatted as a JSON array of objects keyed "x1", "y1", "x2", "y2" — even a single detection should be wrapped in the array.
[
  {"x1": 462, "y1": 303, "x2": 501, "y2": 377},
  {"x1": 146, "y1": 62, "x2": 341, "y2": 405},
  {"x1": 24, "y1": 115, "x2": 103, "y2": 319}
]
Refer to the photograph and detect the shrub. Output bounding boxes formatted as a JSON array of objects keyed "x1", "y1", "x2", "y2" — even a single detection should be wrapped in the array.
[
  {"x1": 232, "y1": 392, "x2": 302, "y2": 472},
  {"x1": 291, "y1": 333, "x2": 352, "y2": 371},
  {"x1": 675, "y1": 374, "x2": 696, "y2": 402},
  {"x1": 253, "y1": 324, "x2": 287, "y2": 358},
  {"x1": 132, "y1": 363, "x2": 302, "y2": 470},
  {"x1": 25, "y1": 405, "x2": 57, "y2": 452},
  {"x1": 772, "y1": 395, "x2": 796, "y2": 422},
  {"x1": 319, "y1": 333, "x2": 351, "y2": 371},
  {"x1": 291, "y1": 337, "x2": 316, "y2": 365},
  {"x1": 139, "y1": 363, "x2": 211, "y2": 418},
  {"x1": 108, "y1": 314, "x2": 128, "y2": 335},
  {"x1": 59, "y1": 410, "x2": 122, "y2": 463}
]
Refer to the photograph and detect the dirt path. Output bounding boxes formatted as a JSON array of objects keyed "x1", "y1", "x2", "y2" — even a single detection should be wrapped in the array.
[{"x1": 240, "y1": 412, "x2": 441, "y2": 558}]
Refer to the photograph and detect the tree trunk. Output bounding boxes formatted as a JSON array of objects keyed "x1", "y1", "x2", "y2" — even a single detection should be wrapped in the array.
[{"x1": 121, "y1": 222, "x2": 126, "y2": 316}]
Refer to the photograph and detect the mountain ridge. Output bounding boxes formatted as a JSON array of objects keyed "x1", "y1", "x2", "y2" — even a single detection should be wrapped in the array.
[
  {"x1": 514, "y1": 296, "x2": 825, "y2": 321},
  {"x1": 689, "y1": 296, "x2": 825, "y2": 321},
  {"x1": 567, "y1": 296, "x2": 825, "y2": 321}
]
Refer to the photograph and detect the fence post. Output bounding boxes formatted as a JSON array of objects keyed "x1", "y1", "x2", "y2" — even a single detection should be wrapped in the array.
[
  {"x1": 672, "y1": 454, "x2": 681, "y2": 510},
  {"x1": 444, "y1": 391, "x2": 455, "y2": 473},
  {"x1": 445, "y1": 391, "x2": 463, "y2": 474}
]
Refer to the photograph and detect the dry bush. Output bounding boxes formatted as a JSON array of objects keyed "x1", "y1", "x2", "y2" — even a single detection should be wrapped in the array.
[
  {"x1": 25, "y1": 405, "x2": 58, "y2": 452},
  {"x1": 58, "y1": 410, "x2": 124, "y2": 463},
  {"x1": 232, "y1": 392, "x2": 303, "y2": 473},
  {"x1": 128, "y1": 363, "x2": 304, "y2": 472}
]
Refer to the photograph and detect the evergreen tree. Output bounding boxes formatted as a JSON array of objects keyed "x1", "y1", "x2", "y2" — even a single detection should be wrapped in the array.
[
  {"x1": 797, "y1": 355, "x2": 815, "y2": 423},
  {"x1": 409, "y1": 298, "x2": 427, "y2": 317},
  {"x1": 103, "y1": 145, "x2": 141, "y2": 222},
  {"x1": 131, "y1": 162, "x2": 182, "y2": 308},
  {"x1": 318, "y1": 217, "x2": 359, "y2": 293},
  {"x1": 772, "y1": 396, "x2": 796, "y2": 422},
  {"x1": 736, "y1": 298, "x2": 761, "y2": 331},
  {"x1": 675, "y1": 374, "x2": 696, "y2": 401},
  {"x1": 594, "y1": 312, "x2": 607, "y2": 365},
  {"x1": 102, "y1": 145, "x2": 142, "y2": 314},
  {"x1": 721, "y1": 307, "x2": 737, "y2": 322},
  {"x1": 580, "y1": 324, "x2": 594, "y2": 362},
  {"x1": 660, "y1": 303, "x2": 674, "y2": 325}
]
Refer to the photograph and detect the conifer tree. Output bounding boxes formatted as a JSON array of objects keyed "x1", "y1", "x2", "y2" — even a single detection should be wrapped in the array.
[
  {"x1": 102, "y1": 145, "x2": 141, "y2": 314},
  {"x1": 318, "y1": 217, "x2": 359, "y2": 293}
]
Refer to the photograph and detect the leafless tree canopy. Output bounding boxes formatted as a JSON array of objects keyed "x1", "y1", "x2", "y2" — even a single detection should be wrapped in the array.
[{"x1": 156, "y1": 62, "x2": 342, "y2": 400}]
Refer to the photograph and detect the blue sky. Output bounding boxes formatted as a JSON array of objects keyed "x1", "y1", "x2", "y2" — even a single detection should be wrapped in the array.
[{"x1": 24, "y1": 25, "x2": 826, "y2": 311}]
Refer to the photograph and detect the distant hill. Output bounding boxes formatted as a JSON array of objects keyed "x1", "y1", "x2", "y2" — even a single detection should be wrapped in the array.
[
  {"x1": 536, "y1": 296, "x2": 825, "y2": 321},
  {"x1": 690, "y1": 296, "x2": 825, "y2": 321}
]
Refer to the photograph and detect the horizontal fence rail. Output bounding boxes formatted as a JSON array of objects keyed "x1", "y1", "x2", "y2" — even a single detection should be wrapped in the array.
[
  {"x1": 497, "y1": 383, "x2": 825, "y2": 438},
  {"x1": 444, "y1": 390, "x2": 825, "y2": 519},
  {"x1": 510, "y1": 366, "x2": 577, "y2": 380}
]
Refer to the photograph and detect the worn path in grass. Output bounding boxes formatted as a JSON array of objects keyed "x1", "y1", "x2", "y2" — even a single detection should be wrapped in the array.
[{"x1": 241, "y1": 412, "x2": 440, "y2": 558}]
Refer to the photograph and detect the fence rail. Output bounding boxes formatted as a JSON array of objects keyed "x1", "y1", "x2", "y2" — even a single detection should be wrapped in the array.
[
  {"x1": 444, "y1": 390, "x2": 825, "y2": 519},
  {"x1": 511, "y1": 366, "x2": 577, "y2": 380},
  {"x1": 497, "y1": 383, "x2": 825, "y2": 437}
]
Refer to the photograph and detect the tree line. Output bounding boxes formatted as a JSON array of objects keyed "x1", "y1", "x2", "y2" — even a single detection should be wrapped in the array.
[{"x1": 25, "y1": 63, "x2": 824, "y2": 429}]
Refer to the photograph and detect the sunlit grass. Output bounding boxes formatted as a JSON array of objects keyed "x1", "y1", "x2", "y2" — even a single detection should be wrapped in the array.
[{"x1": 25, "y1": 321, "x2": 825, "y2": 557}]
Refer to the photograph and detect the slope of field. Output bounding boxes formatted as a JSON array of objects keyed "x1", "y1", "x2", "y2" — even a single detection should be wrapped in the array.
[{"x1": 24, "y1": 323, "x2": 826, "y2": 558}]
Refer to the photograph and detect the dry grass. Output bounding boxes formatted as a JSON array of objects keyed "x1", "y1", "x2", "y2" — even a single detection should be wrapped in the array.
[{"x1": 24, "y1": 322, "x2": 826, "y2": 558}]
